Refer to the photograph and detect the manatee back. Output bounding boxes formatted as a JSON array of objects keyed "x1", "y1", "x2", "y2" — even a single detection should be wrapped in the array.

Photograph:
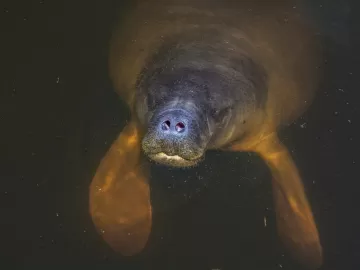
[{"x1": 109, "y1": 0, "x2": 322, "y2": 126}]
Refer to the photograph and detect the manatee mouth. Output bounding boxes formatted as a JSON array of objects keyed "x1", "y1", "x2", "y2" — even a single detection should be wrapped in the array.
[{"x1": 148, "y1": 152, "x2": 203, "y2": 168}]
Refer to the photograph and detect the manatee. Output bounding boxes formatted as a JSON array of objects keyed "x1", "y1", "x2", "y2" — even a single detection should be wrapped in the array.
[{"x1": 89, "y1": 0, "x2": 323, "y2": 268}]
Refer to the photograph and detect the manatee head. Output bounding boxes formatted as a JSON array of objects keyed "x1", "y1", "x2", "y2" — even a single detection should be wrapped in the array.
[
  {"x1": 137, "y1": 64, "x2": 245, "y2": 168},
  {"x1": 137, "y1": 35, "x2": 266, "y2": 168}
]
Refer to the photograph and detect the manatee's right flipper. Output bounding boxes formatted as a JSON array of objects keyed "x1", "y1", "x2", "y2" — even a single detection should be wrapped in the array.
[
  {"x1": 89, "y1": 120, "x2": 152, "y2": 256},
  {"x1": 255, "y1": 134, "x2": 322, "y2": 269},
  {"x1": 230, "y1": 133, "x2": 322, "y2": 269}
]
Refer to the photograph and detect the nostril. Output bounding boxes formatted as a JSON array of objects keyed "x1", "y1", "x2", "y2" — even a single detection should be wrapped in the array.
[
  {"x1": 161, "y1": 120, "x2": 171, "y2": 131},
  {"x1": 175, "y1": 122, "x2": 185, "y2": 133}
]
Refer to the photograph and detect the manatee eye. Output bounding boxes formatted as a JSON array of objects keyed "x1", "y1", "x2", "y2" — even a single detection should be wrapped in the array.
[
  {"x1": 211, "y1": 109, "x2": 221, "y2": 117},
  {"x1": 211, "y1": 107, "x2": 230, "y2": 119}
]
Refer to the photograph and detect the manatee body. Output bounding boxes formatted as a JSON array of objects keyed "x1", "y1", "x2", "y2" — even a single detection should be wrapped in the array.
[{"x1": 90, "y1": 0, "x2": 323, "y2": 268}]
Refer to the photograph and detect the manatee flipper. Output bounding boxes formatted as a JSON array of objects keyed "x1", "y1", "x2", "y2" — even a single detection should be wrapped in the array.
[
  {"x1": 89, "y1": 120, "x2": 152, "y2": 256},
  {"x1": 230, "y1": 133, "x2": 322, "y2": 269}
]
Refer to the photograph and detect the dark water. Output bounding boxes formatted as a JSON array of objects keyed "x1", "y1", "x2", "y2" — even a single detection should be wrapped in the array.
[{"x1": 1, "y1": 0, "x2": 357, "y2": 269}]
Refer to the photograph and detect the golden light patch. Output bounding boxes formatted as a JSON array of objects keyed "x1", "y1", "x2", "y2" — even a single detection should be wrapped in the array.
[
  {"x1": 101, "y1": 171, "x2": 115, "y2": 192},
  {"x1": 126, "y1": 130, "x2": 139, "y2": 147},
  {"x1": 288, "y1": 196, "x2": 303, "y2": 218}
]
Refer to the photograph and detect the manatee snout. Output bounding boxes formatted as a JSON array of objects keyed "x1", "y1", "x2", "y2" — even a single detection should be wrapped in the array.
[{"x1": 141, "y1": 108, "x2": 210, "y2": 167}]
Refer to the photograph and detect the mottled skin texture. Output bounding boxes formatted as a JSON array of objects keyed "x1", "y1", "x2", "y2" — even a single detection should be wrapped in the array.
[
  {"x1": 138, "y1": 32, "x2": 268, "y2": 167},
  {"x1": 89, "y1": 0, "x2": 323, "y2": 269}
]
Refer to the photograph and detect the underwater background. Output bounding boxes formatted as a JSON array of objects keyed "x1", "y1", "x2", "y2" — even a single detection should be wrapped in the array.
[{"x1": 1, "y1": 0, "x2": 357, "y2": 269}]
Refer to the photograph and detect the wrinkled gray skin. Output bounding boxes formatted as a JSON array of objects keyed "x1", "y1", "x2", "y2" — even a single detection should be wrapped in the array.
[
  {"x1": 109, "y1": 0, "x2": 321, "y2": 168},
  {"x1": 137, "y1": 30, "x2": 268, "y2": 167}
]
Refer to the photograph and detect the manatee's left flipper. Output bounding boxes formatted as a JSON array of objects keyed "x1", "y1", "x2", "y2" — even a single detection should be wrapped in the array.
[
  {"x1": 89, "y1": 121, "x2": 152, "y2": 256},
  {"x1": 230, "y1": 133, "x2": 322, "y2": 269}
]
